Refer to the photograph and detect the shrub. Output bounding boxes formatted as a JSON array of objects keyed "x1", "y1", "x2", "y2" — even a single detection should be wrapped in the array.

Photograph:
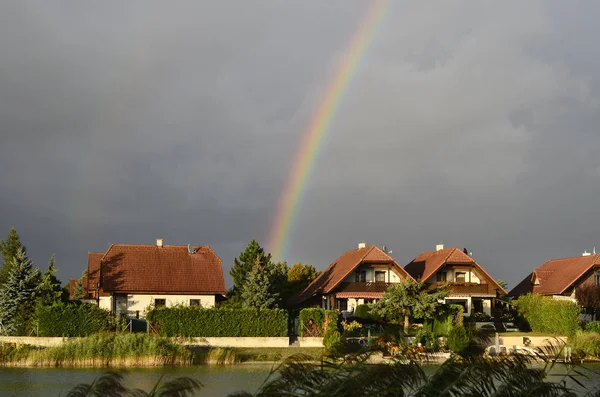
[
  {"x1": 298, "y1": 308, "x2": 338, "y2": 337},
  {"x1": 468, "y1": 312, "x2": 493, "y2": 322},
  {"x1": 448, "y1": 326, "x2": 470, "y2": 355},
  {"x1": 423, "y1": 304, "x2": 463, "y2": 336},
  {"x1": 514, "y1": 294, "x2": 581, "y2": 335},
  {"x1": 323, "y1": 329, "x2": 344, "y2": 357},
  {"x1": 353, "y1": 304, "x2": 381, "y2": 323},
  {"x1": 36, "y1": 302, "x2": 115, "y2": 337},
  {"x1": 414, "y1": 329, "x2": 438, "y2": 351},
  {"x1": 584, "y1": 321, "x2": 600, "y2": 334},
  {"x1": 147, "y1": 306, "x2": 287, "y2": 337},
  {"x1": 569, "y1": 331, "x2": 600, "y2": 359}
]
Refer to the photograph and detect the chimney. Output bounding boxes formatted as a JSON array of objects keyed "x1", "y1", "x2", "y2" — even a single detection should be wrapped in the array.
[
  {"x1": 358, "y1": 242, "x2": 366, "y2": 249},
  {"x1": 583, "y1": 250, "x2": 591, "y2": 257},
  {"x1": 156, "y1": 238, "x2": 163, "y2": 248},
  {"x1": 436, "y1": 243, "x2": 444, "y2": 251}
]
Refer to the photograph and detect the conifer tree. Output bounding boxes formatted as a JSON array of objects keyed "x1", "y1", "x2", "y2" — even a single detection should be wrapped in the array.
[
  {"x1": 72, "y1": 270, "x2": 87, "y2": 300},
  {"x1": 0, "y1": 248, "x2": 41, "y2": 335},
  {"x1": 0, "y1": 227, "x2": 26, "y2": 289},
  {"x1": 241, "y1": 257, "x2": 278, "y2": 309},
  {"x1": 36, "y1": 255, "x2": 63, "y2": 306},
  {"x1": 229, "y1": 240, "x2": 272, "y2": 300}
]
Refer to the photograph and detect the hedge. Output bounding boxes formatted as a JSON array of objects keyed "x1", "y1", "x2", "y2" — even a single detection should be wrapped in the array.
[
  {"x1": 36, "y1": 302, "x2": 115, "y2": 337},
  {"x1": 424, "y1": 304, "x2": 463, "y2": 336},
  {"x1": 298, "y1": 308, "x2": 339, "y2": 337},
  {"x1": 146, "y1": 307, "x2": 288, "y2": 337},
  {"x1": 514, "y1": 293, "x2": 581, "y2": 335}
]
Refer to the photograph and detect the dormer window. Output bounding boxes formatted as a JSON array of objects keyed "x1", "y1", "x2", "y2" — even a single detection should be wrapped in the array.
[{"x1": 455, "y1": 272, "x2": 466, "y2": 283}]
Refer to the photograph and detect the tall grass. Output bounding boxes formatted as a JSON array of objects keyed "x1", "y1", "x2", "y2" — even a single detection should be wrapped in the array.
[
  {"x1": 569, "y1": 331, "x2": 600, "y2": 359},
  {"x1": 0, "y1": 333, "x2": 192, "y2": 367}
]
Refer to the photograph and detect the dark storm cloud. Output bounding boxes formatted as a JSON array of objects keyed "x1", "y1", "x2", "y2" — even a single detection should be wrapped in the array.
[{"x1": 1, "y1": 1, "x2": 599, "y2": 289}]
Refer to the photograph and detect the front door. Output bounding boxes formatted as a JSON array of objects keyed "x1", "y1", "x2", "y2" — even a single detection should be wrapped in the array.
[{"x1": 114, "y1": 294, "x2": 127, "y2": 318}]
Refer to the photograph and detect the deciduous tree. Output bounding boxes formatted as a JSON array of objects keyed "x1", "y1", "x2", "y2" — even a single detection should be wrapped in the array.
[{"x1": 370, "y1": 279, "x2": 449, "y2": 333}]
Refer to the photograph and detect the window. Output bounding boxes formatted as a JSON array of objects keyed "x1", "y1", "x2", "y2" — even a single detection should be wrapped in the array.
[
  {"x1": 154, "y1": 298, "x2": 166, "y2": 307},
  {"x1": 375, "y1": 271, "x2": 386, "y2": 282},
  {"x1": 337, "y1": 299, "x2": 348, "y2": 311},
  {"x1": 595, "y1": 273, "x2": 600, "y2": 285},
  {"x1": 355, "y1": 271, "x2": 360, "y2": 282},
  {"x1": 360, "y1": 271, "x2": 366, "y2": 282},
  {"x1": 190, "y1": 299, "x2": 201, "y2": 306},
  {"x1": 364, "y1": 299, "x2": 374, "y2": 304},
  {"x1": 436, "y1": 272, "x2": 447, "y2": 282},
  {"x1": 455, "y1": 272, "x2": 466, "y2": 282}
]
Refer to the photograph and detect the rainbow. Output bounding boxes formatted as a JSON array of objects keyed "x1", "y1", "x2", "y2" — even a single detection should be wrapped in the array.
[{"x1": 267, "y1": 0, "x2": 391, "y2": 260}]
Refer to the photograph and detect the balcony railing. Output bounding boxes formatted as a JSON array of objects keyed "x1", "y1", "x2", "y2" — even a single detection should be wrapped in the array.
[{"x1": 430, "y1": 282, "x2": 497, "y2": 295}]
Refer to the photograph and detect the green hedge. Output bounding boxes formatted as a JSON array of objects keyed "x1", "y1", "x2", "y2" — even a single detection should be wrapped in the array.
[
  {"x1": 146, "y1": 307, "x2": 288, "y2": 337},
  {"x1": 424, "y1": 304, "x2": 463, "y2": 336},
  {"x1": 514, "y1": 293, "x2": 581, "y2": 335},
  {"x1": 298, "y1": 308, "x2": 338, "y2": 337},
  {"x1": 36, "y1": 302, "x2": 115, "y2": 337}
]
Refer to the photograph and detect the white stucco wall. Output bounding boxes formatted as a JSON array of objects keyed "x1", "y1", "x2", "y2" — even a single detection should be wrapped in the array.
[
  {"x1": 120, "y1": 294, "x2": 216, "y2": 318},
  {"x1": 342, "y1": 266, "x2": 404, "y2": 283},
  {"x1": 99, "y1": 296, "x2": 112, "y2": 311}
]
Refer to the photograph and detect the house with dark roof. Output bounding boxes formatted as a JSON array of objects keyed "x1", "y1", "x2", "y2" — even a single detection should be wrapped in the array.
[
  {"x1": 404, "y1": 244, "x2": 507, "y2": 317},
  {"x1": 290, "y1": 243, "x2": 414, "y2": 311},
  {"x1": 78, "y1": 238, "x2": 227, "y2": 319},
  {"x1": 509, "y1": 251, "x2": 600, "y2": 304}
]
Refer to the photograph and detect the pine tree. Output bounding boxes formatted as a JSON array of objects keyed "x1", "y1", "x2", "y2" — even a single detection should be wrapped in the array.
[
  {"x1": 36, "y1": 255, "x2": 63, "y2": 307},
  {"x1": 241, "y1": 257, "x2": 278, "y2": 309},
  {"x1": 229, "y1": 240, "x2": 272, "y2": 300},
  {"x1": 72, "y1": 270, "x2": 87, "y2": 300},
  {"x1": 0, "y1": 248, "x2": 41, "y2": 335},
  {"x1": 0, "y1": 227, "x2": 26, "y2": 289}
]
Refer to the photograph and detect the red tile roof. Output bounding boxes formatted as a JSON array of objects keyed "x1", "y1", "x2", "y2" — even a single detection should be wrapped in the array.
[
  {"x1": 98, "y1": 244, "x2": 226, "y2": 295},
  {"x1": 404, "y1": 247, "x2": 507, "y2": 295},
  {"x1": 527, "y1": 254, "x2": 600, "y2": 295},
  {"x1": 292, "y1": 245, "x2": 413, "y2": 304}
]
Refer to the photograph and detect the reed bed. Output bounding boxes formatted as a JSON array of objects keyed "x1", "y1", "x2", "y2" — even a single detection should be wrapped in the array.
[{"x1": 0, "y1": 333, "x2": 192, "y2": 367}]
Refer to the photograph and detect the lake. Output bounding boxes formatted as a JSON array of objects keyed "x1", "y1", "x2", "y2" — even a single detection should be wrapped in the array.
[{"x1": 1, "y1": 362, "x2": 599, "y2": 396}]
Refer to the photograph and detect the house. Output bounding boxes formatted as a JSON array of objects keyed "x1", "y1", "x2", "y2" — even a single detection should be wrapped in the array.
[
  {"x1": 80, "y1": 238, "x2": 227, "y2": 319},
  {"x1": 509, "y1": 250, "x2": 600, "y2": 302},
  {"x1": 404, "y1": 244, "x2": 507, "y2": 317},
  {"x1": 290, "y1": 243, "x2": 414, "y2": 311}
]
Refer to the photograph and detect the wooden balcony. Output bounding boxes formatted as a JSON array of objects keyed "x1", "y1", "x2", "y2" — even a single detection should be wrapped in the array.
[{"x1": 430, "y1": 282, "x2": 498, "y2": 296}]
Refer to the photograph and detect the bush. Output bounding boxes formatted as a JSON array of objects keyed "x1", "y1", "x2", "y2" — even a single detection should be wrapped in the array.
[
  {"x1": 323, "y1": 329, "x2": 344, "y2": 357},
  {"x1": 514, "y1": 294, "x2": 581, "y2": 335},
  {"x1": 353, "y1": 304, "x2": 381, "y2": 323},
  {"x1": 448, "y1": 326, "x2": 470, "y2": 355},
  {"x1": 467, "y1": 312, "x2": 493, "y2": 322},
  {"x1": 36, "y1": 302, "x2": 115, "y2": 337},
  {"x1": 414, "y1": 329, "x2": 438, "y2": 351},
  {"x1": 569, "y1": 331, "x2": 600, "y2": 359},
  {"x1": 298, "y1": 308, "x2": 338, "y2": 337},
  {"x1": 584, "y1": 321, "x2": 600, "y2": 334},
  {"x1": 423, "y1": 304, "x2": 463, "y2": 336},
  {"x1": 147, "y1": 306, "x2": 288, "y2": 337}
]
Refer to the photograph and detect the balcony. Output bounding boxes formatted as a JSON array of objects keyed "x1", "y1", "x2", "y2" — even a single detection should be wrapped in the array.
[{"x1": 430, "y1": 282, "x2": 498, "y2": 296}]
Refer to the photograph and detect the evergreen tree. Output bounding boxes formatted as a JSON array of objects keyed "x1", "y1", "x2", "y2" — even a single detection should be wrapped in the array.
[
  {"x1": 241, "y1": 257, "x2": 279, "y2": 309},
  {"x1": 0, "y1": 227, "x2": 26, "y2": 288},
  {"x1": 36, "y1": 255, "x2": 63, "y2": 306},
  {"x1": 72, "y1": 270, "x2": 87, "y2": 300},
  {"x1": 229, "y1": 240, "x2": 272, "y2": 300},
  {"x1": 0, "y1": 248, "x2": 41, "y2": 335}
]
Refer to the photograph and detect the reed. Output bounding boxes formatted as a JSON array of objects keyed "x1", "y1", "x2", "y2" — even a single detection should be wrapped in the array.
[{"x1": 0, "y1": 333, "x2": 192, "y2": 367}]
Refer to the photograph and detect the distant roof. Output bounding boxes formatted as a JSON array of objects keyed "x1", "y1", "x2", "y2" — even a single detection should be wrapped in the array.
[
  {"x1": 291, "y1": 245, "x2": 413, "y2": 304},
  {"x1": 98, "y1": 244, "x2": 226, "y2": 294},
  {"x1": 87, "y1": 252, "x2": 103, "y2": 294},
  {"x1": 404, "y1": 247, "x2": 507, "y2": 294},
  {"x1": 523, "y1": 254, "x2": 600, "y2": 296}
]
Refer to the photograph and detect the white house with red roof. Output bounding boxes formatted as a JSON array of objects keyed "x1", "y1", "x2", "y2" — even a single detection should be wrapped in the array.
[
  {"x1": 509, "y1": 250, "x2": 600, "y2": 302},
  {"x1": 404, "y1": 244, "x2": 507, "y2": 317},
  {"x1": 290, "y1": 243, "x2": 414, "y2": 311},
  {"x1": 78, "y1": 238, "x2": 227, "y2": 319}
]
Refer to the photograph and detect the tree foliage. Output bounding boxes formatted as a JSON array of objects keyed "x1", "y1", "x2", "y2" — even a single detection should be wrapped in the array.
[
  {"x1": 576, "y1": 283, "x2": 600, "y2": 315},
  {"x1": 285, "y1": 262, "x2": 319, "y2": 302},
  {"x1": 36, "y1": 254, "x2": 63, "y2": 307},
  {"x1": 370, "y1": 279, "x2": 449, "y2": 332},
  {"x1": 35, "y1": 302, "x2": 115, "y2": 336},
  {"x1": 0, "y1": 227, "x2": 26, "y2": 289},
  {"x1": 229, "y1": 240, "x2": 272, "y2": 300},
  {"x1": 0, "y1": 248, "x2": 41, "y2": 335},
  {"x1": 241, "y1": 258, "x2": 279, "y2": 308}
]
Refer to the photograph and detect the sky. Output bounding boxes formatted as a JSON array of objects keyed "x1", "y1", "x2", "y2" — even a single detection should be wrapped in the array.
[{"x1": 1, "y1": 1, "x2": 600, "y2": 290}]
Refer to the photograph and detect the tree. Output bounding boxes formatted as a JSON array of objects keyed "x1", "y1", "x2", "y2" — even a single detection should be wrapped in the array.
[
  {"x1": 576, "y1": 283, "x2": 600, "y2": 320},
  {"x1": 284, "y1": 263, "x2": 320, "y2": 303},
  {"x1": 0, "y1": 227, "x2": 26, "y2": 289},
  {"x1": 72, "y1": 270, "x2": 87, "y2": 300},
  {"x1": 240, "y1": 257, "x2": 288, "y2": 309},
  {"x1": 370, "y1": 279, "x2": 449, "y2": 333},
  {"x1": 0, "y1": 248, "x2": 41, "y2": 335},
  {"x1": 229, "y1": 240, "x2": 273, "y2": 301},
  {"x1": 36, "y1": 254, "x2": 63, "y2": 307}
]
